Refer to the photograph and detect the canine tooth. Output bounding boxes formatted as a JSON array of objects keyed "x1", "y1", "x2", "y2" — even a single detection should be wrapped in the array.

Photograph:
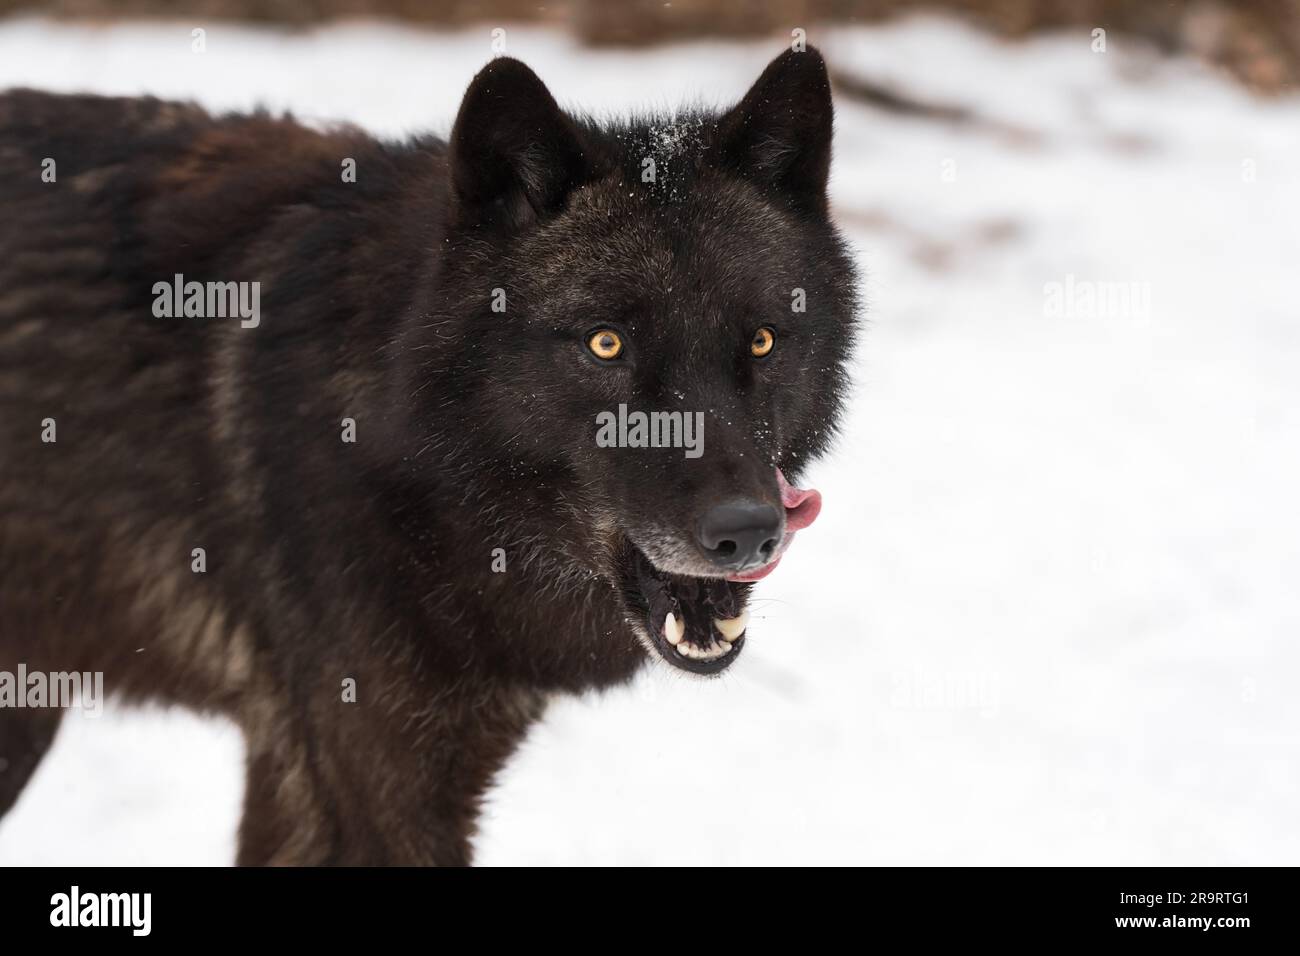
[
  {"x1": 664, "y1": 612, "x2": 685, "y2": 645},
  {"x1": 713, "y1": 611, "x2": 749, "y2": 640},
  {"x1": 718, "y1": 641, "x2": 733, "y2": 654}
]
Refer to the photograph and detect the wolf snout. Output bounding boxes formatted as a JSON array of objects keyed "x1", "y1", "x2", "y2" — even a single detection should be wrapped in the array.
[{"x1": 696, "y1": 499, "x2": 783, "y2": 572}]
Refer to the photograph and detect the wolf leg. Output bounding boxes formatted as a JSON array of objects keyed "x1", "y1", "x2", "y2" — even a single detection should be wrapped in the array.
[
  {"x1": 0, "y1": 709, "x2": 62, "y2": 820},
  {"x1": 234, "y1": 684, "x2": 544, "y2": 866}
]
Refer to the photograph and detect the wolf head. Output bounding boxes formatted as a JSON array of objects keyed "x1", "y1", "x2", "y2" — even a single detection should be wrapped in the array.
[{"x1": 403, "y1": 49, "x2": 858, "y2": 675}]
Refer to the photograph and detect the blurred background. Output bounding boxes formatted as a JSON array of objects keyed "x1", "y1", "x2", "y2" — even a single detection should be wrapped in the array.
[{"x1": 0, "y1": 0, "x2": 1296, "y2": 864}]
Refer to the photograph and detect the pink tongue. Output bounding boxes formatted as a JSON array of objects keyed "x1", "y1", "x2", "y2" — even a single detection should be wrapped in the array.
[
  {"x1": 777, "y1": 467, "x2": 822, "y2": 533},
  {"x1": 725, "y1": 468, "x2": 822, "y2": 582}
]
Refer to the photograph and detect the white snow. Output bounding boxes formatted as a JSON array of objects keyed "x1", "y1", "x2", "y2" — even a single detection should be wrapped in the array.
[{"x1": 0, "y1": 15, "x2": 1296, "y2": 865}]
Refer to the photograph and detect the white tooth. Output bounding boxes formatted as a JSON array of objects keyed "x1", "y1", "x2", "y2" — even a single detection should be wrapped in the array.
[
  {"x1": 718, "y1": 641, "x2": 733, "y2": 654},
  {"x1": 713, "y1": 611, "x2": 749, "y2": 640},
  {"x1": 664, "y1": 612, "x2": 684, "y2": 645}
]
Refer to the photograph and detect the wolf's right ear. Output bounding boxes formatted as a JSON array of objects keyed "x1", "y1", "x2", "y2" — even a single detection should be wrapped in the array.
[{"x1": 449, "y1": 58, "x2": 590, "y2": 232}]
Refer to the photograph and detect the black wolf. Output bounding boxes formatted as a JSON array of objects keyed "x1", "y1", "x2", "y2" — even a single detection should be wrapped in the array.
[{"x1": 0, "y1": 48, "x2": 858, "y2": 864}]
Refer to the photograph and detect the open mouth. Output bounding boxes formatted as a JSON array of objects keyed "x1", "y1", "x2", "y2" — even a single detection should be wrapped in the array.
[
  {"x1": 621, "y1": 544, "x2": 753, "y2": 675},
  {"x1": 618, "y1": 469, "x2": 822, "y2": 675}
]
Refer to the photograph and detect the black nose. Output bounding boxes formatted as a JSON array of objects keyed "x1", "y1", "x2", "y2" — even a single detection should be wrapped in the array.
[{"x1": 697, "y1": 499, "x2": 783, "y2": 571}]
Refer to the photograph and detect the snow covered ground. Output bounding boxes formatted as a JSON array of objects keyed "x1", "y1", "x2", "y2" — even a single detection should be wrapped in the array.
[{"x1": 1, "y1": 15, "x2": 1297, "y2": 865}]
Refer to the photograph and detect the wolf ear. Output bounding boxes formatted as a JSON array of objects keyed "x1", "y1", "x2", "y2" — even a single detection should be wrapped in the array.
[
  {"x1": 711, "y1": 47, "x2": 834, "y2": 216},
  {"x1": 449, "y1": 57, "x2": 590, "y2": 231}
]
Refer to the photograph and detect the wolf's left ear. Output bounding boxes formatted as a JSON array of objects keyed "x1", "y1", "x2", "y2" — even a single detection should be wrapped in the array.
[
  {"x1": 711, "y1": 47, "x2": 833, "y2": 216},
  {"x1": 449, "y1": 57, "x2": 590, "y2": 231}
]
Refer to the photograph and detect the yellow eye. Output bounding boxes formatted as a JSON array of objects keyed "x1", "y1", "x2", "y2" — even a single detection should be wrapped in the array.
[
  {"x1": 750, "y1": 327, "x2": 776, "y2": 358},
  {"x1": 587, "y1": 329, "x2": 623, "y2": 361}
]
